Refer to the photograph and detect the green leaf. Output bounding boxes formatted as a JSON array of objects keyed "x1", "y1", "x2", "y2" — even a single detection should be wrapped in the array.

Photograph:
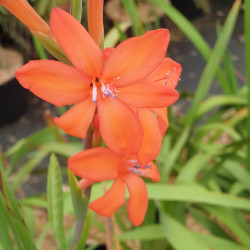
[
  {"x1": 21, "y1": 206, "x2": 36, "y2": 238},
  {"x1": 120, "y1": 224, "x2": 164, "y2": 241},
  {"x1": 122, "y1": 0, "x2": 142, "y2": 35},
  {"x1": 68, "y1": 169, "x2": 88, "y2": 220},
  {"x1": 74, "y1": 210, "x2": 92, "y2": 250},
  {"x1": 104, "y1": 22, "x2": 131, "y2": 48},
  {"x1": 0, "y1": 196, "x2": 14, "y2": 250},
  {"x1": 120, "y1": 223, "x2": 247, "y2": 250},
  {"x1": 34, "y1": 32, "x2": 72, "y2": 65},
  {"x1": 184, "y1": 0, "x2": 241, "y2": 125},
  {"x1": 160, "y1": 211, "x2": 208, "y2": 250},
  {"x1": 196, "y1": 95, "x2": 246, "y2": 119},
  {"x1": 202, "y1": 206, "x2": 250, "y2": 247},
  {"x1": 12, "y1": 149, "x2": 48, "y2": 192},
  {"x1": 47, "y1": 154, "x2": 67, "y2": 250},
  {"x1": 71, "y1": 0, "x2": 82, "y2": 22},
  {"x1": 11, "y1": 218, "x2": 37, "y2": 250},
  {"x1": 176, "y1": 154, "x2": 214, "y2": 184},
  {"x1": 147, "y1": 184, "x2": 250, "y2": 210},
  {"x1": 194, "y1": 232, "x2": 248, "y2": 250},
  {"x1": 189, "y1": 207, "x2": 232, "y2": 239},
  {"x1": 32, "y1": 35, "x2": 48, "y2": 59},
  {"x1": 223, "y1": 51, "x2": 239, "y2": 94},
  {"x1": 223, "y1": 160, "x2": 250, "y2": 192},
  {"x1": 0, "y1": 162, "x2": 23, "y2": 221}
]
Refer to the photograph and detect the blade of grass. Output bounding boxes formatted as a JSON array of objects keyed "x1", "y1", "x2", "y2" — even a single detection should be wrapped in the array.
[
  {"x1": 245, "y1": 0, "x2": 250, "y2": 170},
  {"x1": 185, "y1": 0, "x2": 241, "y2": 125},
  {"x1": 147, "y1": 184, "x2": 250, "y2": 211},
  {"x1": 121, "y1": 0, "x2": 142, "y2": 35},
  {"x1": 160, "y1": 211, "x2": 208, "y2": 250},
  {"x1": 202, "y1": 206, "x2": 250, "y2": 247}
]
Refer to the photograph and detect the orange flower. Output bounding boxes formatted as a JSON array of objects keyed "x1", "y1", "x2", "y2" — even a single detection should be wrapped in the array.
[
  {"x1": 137, "y1": 57, "x2": 182, "y2": 165},
  {"x1": 68, "y1": 147, "x2": 160, "y2": 226},
  {"x1": 94, "y1": 51, "x2": 182, "y2": 165},
  {"x1": 16, "y1": 8, "x2": 179, "y2": 155},
  {"x1": 0, "y1": 0, "x2": 52, "y2": 37}
]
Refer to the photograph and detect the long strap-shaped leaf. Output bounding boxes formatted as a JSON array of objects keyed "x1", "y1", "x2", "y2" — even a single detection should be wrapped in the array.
[{"x1": 47, "y1": 154, "x2": 67, "y2": 250}]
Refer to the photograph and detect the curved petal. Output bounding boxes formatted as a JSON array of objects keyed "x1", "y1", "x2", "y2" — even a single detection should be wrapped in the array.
[
  {"x1": 68, "y1": 147, "x2": 119, "y2": 181},
  {"x1": 54, "y1": 96, "x2": 96, "y2": 138},
  {"x1": 102, "y1": 29, "x2": 170, "y2": 87},
  {"x1": 146, "y1": 58, "x2": 182, "y2": 88},
  {"x1": 90, "y1": 177, "x2": 126, "y2": 217},
  {"x1": 151, "y1": 108, "x2": 169, "y2": 135},
  {"x1": 121, "y1": 173, "x2": 148, "y2": 226},
  {"x1": 97, "y1": 97, "x2": 143, "y2": 155},
  {"x1": 88, "y1": 0, "x2": 104, "y2": 47},
  {"x1": 137, "y1": 109, "x2": 162, "y2": 167},
  {"x1": 16, "y1": 60, "x2": 91, "y2": 106},
  {"x1": 50, "y1": 7, "x2": 103, "y2": 77},
  {"x1": 118, "y1": 80, "x2": 179, "y2": 108}
]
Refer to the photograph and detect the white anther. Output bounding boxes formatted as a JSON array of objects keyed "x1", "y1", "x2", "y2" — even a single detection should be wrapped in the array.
[{"x1": 92, "y1": 83, "x2": 97, "y2": 102}]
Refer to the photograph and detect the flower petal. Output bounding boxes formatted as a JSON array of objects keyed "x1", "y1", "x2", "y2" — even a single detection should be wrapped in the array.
[
  {"x1": 89, "y1": 177, "x2": 126, "y2": 217},
  {"x1": 102, "y1": 29, "x2": 170, "y2": 87},
  {"x1": 88, "y1": 0, "x2": 104, "y2": 47},
  {"x1": 147, "y1": 58, "x2": 182, "y2": 88},
  {"x1": 15, "y1": 60, "x2": 91, "y2": 106},
  {"x1": 121, "y1": 173, "x2": 148, "y2": 226},
  {"x1": 54, "y1": 96, "x2": 96, "y2": 138},
  {"x1": 118, "y1": 80, "x2": 179, "y2": 108},
  {"x1": 151, "y1": 108, "x2": 169, "y2": 135},
  {"x1": 68, "y1": 147, "x2": 119, "y2": 181},
  {"x1": 103, "y1": 47, "x2": 115, "y2": 63},
  {"x1": 50, "y1": 7, "x2": 103, "y2": 77},
  {"x1": 0, "y1": 0, "x2": 51, "y2": 37},
  {"x1": 137, "y1": 109, "x2": 162, "y2": 167},
  {"x1": 97, "y1": 97, "x2": 143, "y2": 155}
]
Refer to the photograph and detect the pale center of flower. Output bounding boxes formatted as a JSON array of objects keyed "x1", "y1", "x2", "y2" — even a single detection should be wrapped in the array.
[
  {"x1": 155, "y1": 67, "x2": 181, "y2": 86},
  {"x1": 91, "y1": 77, "x2": 120, "y2": 102}
]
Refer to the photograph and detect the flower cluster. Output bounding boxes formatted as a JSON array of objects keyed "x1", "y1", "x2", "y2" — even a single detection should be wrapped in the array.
[{"x1": 1, "y1": 0, "x2": 181, "y2": 226}]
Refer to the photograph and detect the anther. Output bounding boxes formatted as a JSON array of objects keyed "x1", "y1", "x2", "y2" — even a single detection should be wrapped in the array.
[
  {"x1": 92, "y1": 82, "x2": 97, "y2": 102},
  {"x1": 101, "y1": 83, "x2": 119, "y2": 99}
]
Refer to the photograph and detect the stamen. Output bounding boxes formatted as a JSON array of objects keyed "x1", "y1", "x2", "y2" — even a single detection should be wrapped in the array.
[
  {"x1": 128, "y1": 162, "x2": 152, "y2": 176},
  {"x1": 101, "y1": 83, "x2": 119, "y2": 99},
  {"x1": 155, "y1": 67, "x2": 181, "y2": 86},
  {"x1": 128, "y1": 167, "x2": 147, "y2": 176},
  {"x1": 92, "y1": 82, "x2": 97, "y2": 102}
]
